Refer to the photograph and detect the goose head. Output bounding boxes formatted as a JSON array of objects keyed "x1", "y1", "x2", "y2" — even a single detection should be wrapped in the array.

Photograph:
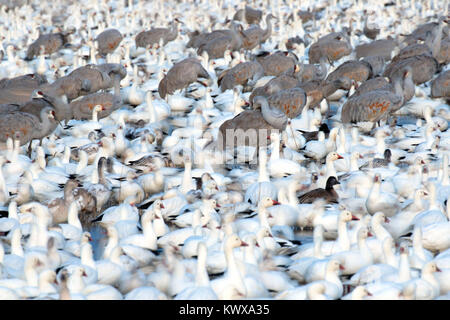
[
  {"x1": 326, "y1": 151, "x2": 344, "y2": 162},
  {"x1": 340, "y1": 209, "x2": 359, "y2": 222},
  {"x1": 372, "y1": 212, "x2": 390, "y2": 224},
  {"x1": 259, "y1": 197, "x2": 280, "y2": 209},
  {"x1": 225, "y1": 234, "x2": 248, "y2": 249},
  {"x1": 325, "y1": 176, "x2": 340, "y2": 190},
  {"x1": 327, "y1": 259, "x2": 345, "y2": 274}
]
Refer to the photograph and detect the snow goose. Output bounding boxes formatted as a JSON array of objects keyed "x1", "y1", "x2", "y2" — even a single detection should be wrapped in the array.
[
  {"x1": 366, "y1": 173, "x2": 401, "y2": 217},
  {"x1": 331, "y1": 227, "x2": 374, "y2": 276},
  {"x1": 65, "y1": 105, "x2": 105, "y2": 138},
  {"x1": 120, "y1": 210, "x2": 157, "y2": 251},
  {"x1": 301, "y1": 131, "x2": 327, "y2": 160},
  {"x1": 210, "y1": 234, "x2": 248, "y2": 299},
  {"x1": 288, "y1": 225, "x2": 326, "y2": 282},
  {"x1": 244, "y1": 148, "x2": 278, "y2": 205},
  {"x1": 403, "y1": 261, "x2": 442, "y2": 300},
  {"x1": 57, "y1": 202, "x2": 82, "y2": 241},
  {"x1": 281, "y1": 260, "x2": 344, "y2": 300},
  {"x1": 412, "y1": 183, "x2": 446, "y2": 229},
  {"x1": 420, "y1": 200, "x2": 450, "y2": 253},
  {"x1": 267, "y1": 132, "x2": 302, "y2": 178},
  {"x1": 64, "y1": 232, "x2": 92, "y2": 258},
  {"x1": 234, "y1": 197, "x2": 280, "y2": 235},
  {"x1": 298, "y1": 210, "x2": 359, "y2": 258},
  {"x1": 386, "y1": 189, "x2": 429, "y2": 239},
  {"x1": 316, "y1": 151, "x2": 344, "y2": 187},
  {"x1": 175, "y1": 242, "x2": 218, "y2": 300},
  {"x1": 113, "y1": 171, "x2": 144, "y2": 204},
  {"x1": 365, "y1": 212, "x2": 393, "y2": 263}
]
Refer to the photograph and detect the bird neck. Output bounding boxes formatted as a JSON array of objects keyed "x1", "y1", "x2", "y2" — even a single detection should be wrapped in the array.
[
  {"x1": 398, "y1": 251, "x2": 411, "y2": 282},
  {"x1": 431, "y1": 20, "x2": 444, "y2": 58}
]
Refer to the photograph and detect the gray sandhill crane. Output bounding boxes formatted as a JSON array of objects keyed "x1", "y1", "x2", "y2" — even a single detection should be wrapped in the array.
[
  {"x1": 308, "y1": 32, "x2": 353, "y2": 64},
  {"x1": 383, "y1": 54, "x2": 439, "y2": 85},
  {"x1": 341, "y1": 71, "x2": 408, "y2": 125},
  {"x1": 218, "y1": 96, "x2": 287, "y2": 150},
  {"x1": 249, "y1": 71, "x2": 301, "y2": 104},
  {"x1": 70, "y1": 72, "x2": 122, "y2": 120},
  {"x1": 0, "y1": 73, "x2": 48, "y2": 105},
  {"x1": 296, "y1": 56, "x2": 328, "y2": 83},
  {"x1": 25, "y1": 27, "x2": 75, "y2": 60},
  {"x1": 240, "y1": 14, "x2": 277, "y2": 51},
  {"x1": 135, "y1": 19, "x2": 181, "y2": 48},
  {"x1": 266, "y1": 87, "x2": 310, "y2": 119},
  {"x1": 39, "y1": 63, "x2": 126, "y2": 101},
  {"x1": 392, "y1": 17, "x2": 447, "y2": 63},
  {"x1": 355, "y1": 38, "x2": 397, "y2": 60},
  {"x1": 362, "y1": 56, "x2": 386, "y2": 77},
  {"x1": 95, "y1": 28, "x2": 123, "y2": 56},
  {"x1": 354, "y1": 68, "x2": 414, "y2": 104},
  {"x1": 0, "y1": 105, "x2": 56, "y2": 146},
  {"x1": 299, "y1": 78, "x2": 352, "y2": 108},
  {"x1": 158, "y1": 58, "x2": 212, "y2": 99},
  {"x1": 431, "y1": 70, "x2": 450, "y2": 101},
  {"x1": 363, "y1": 16, "x2": 380, "y2": 40},
  {"x1": 255, "y1": 51, "x2": 297, "y2": 77},
  {"x1": 218, "y1": 61, "x2": 264, "y2": 91},
  {"x1": 326, "y1": 60, "x2": 373, "y2": 84},
  {"x1": 233, "y1": 6, "x2": 263, "y2": 25}
]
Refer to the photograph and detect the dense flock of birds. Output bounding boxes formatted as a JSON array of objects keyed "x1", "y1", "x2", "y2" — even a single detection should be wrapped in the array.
[{"x1": 0, "y1": 0, "x2": 449, "y2": 300}]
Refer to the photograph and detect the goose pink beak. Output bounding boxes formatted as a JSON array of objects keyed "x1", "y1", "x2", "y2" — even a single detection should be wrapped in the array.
[
  {"x1": 337, "y1": 154, "x2": 344, "y2": 159},
  {"x1": 272, "y1": 200, "x2": 280, "y2": 205},
  {"x1": 384, "y1": 217, "x2": 390, "y2": 223},
  {"x1": 160, "y1": 203, "x2": 165, "y2": 209},
  {"x1": 351, "y1": 215, "x2": 359, "y2": 221},
  {"x1": 339, "y1": 264, "x2": 345, "y2": 270},
  {"x1": 240, "y1": 241, "x2": 248, "y2": 247}
]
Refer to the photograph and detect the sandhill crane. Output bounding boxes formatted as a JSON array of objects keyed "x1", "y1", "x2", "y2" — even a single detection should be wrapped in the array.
[
  {"x1": 240, "y1": 14, "x2": 277, "y2": 50},
  {"x1": 95, "y1": 28, "x2": 123, "y2": 56},
  {"x1": 233, "y1": 5, "x2": 263, "y2": 25},
  {"x1": 308, "y1": 32, "x2": 353, "y2": 64},
  {"x1": 135, "y1": 19, "x2": 181, "y2": 48},
  {"x1": 431, "y1": 70, "x2": 450, "y2": 100},
  {"x1": 25, "y1": 28, "x2": 75, "y2": 60},
  {"x1": 327, "y1": 60, "x2": 373, "y2": 84},
  {"x1": 355, "y1": 38, "x2": 397, "y2": 60},
  {"x1": 158, "y1": 58, "x2": 212, "y2": 99},
  {"x1": 255, "y1": 51, "x2": 297, "y2": 77},
  {"x1": 218, "y1": 61, "x2": 264, "y2": 91}
]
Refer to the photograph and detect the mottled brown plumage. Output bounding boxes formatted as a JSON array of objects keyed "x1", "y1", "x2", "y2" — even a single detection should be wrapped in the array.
[
  {"x1": 256, "y1": 51, "x2": 297, "y2": 76},
  {"x1": 326, "y1": 60, "x2": 373, "y2": 84},
  {"x1": 219, "y1": 61, "x2": 264, "y2": 91},
  {"x1": 135, "y1": 20, "x2": 179, "y2": 48},
  {"x1": 431, "y1": 70, "x2": 450, "y2": 99},
  {"x1": 267, "y1": 87, "x2": 308, "y2": 118},
  {"x1": 383, "y1": 54, "x2": 439, "y2": 85},
  {"x1": 308, "y1": 35, "x2": 352, "y2": 64},
  {"x1": 355, "y1": 39, "x2": 397, "y2": 60},
  {"x1": 158, "y1": 58, "x2": 210, "y2": 98},
  {"x1": 241, "y1": 14, "x2": 276, "y2": 50},
  {"x1": 96, "y1": 28, "x2": 123, "y2": 56},
  {"x1": 26, "y1": 29, "x2": 74, "y2": 60}
]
